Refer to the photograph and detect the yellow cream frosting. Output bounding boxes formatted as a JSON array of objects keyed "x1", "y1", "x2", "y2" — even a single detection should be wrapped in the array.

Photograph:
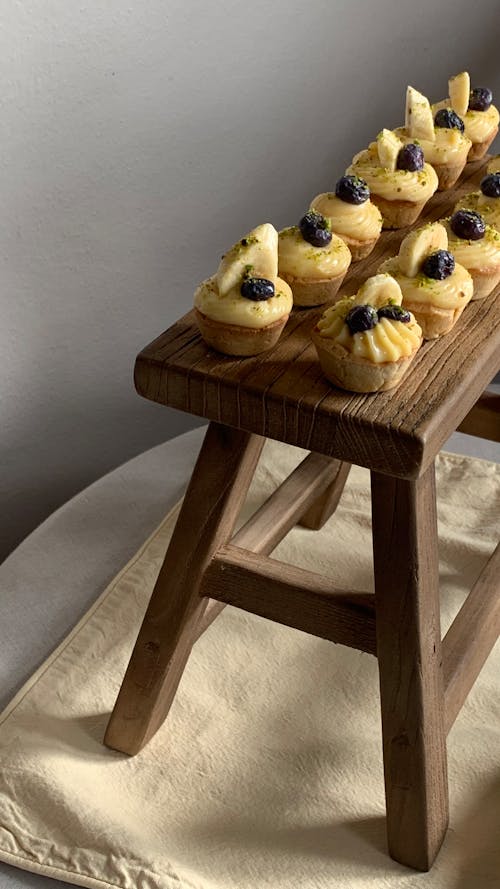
[
  {"x1": 347, "y1": 146, "x2": 438, "y2": 203},
  {"x1": 487, "y1": 155, "x2": 500, "y2": 174},
  {"x1": 278, "y1": 226, "x2": 351, "y2": 280},
  {"x1": 454, "y1": 192, "x2": 500, "y2": 233},
  {"x1": 195, "y1": 275, "x2": 293, "y2": 329},
  {"x1": 393, "y1": 125, "x2": 471, "y2": 165},
  {"x1": 310, "y1": 193, "x2": 382, "y2": 241},
  {"x1": 431, "y1": 100, "x2": 499, "y2": 144},
  {"x1": 316, "y1": 276, "x2": 422, "y2": 363},
  {"x1": 443, "y1": 221, "x2": 500, "y2": 270},
  {"x1": 379, "y1": 256, "x2": 474, "y2": 309}
]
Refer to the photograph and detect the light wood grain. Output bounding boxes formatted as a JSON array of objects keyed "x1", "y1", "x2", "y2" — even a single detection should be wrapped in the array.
[
  {"x1": 104, "y1": 423, "x2": 264, "y2": 755},
  {"x1": 298, "y1": 460, "x2": 351, "y2": 529},
  {"x1": 231, "y1": 452, "x2": 348, "y2": 554},
  {"x1": 371, "y1": 465, "x2": 448, "y2": 870},
  {"x1": 442, "y1": 540, "x2": 500, "y2": 734},
  {"x1": 134, "y1": 158, "x2": 500, "y2": 479},
  {"x1": 457, "y1": 390, "x2": 500, "y2": 442},
  {"x1": 200, "y1": 544, "x2": 376, "y2": 654}
]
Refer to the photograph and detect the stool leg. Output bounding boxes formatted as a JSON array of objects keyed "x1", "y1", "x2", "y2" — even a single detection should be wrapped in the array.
[
  {"x1": 371, "y1": 465, "x2": 448, "y2": 871},
  {"x1": 298, "y1": 460, "x2": 351, "y2": 530},
  {"x1": 104, "y1": 422, "x2": 264, "y2": 755}
]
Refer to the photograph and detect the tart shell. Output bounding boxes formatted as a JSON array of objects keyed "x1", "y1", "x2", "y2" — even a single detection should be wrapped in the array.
[
  {"x1": 311, "y1": 326, "x2": 421, "y2": 393},
  {"x1": 335, "y1": 233, "x2": 379, "y2": 262},
  {"x1": 467, "y1": 265, "x2": 500, "y2": 300},
  {"x1": 194, "y1": 308, "x2": 289, "y2": 356},
  {"x1": 399, "y1": 299, "x2": 466, "y2": 340},
  {"x1": 467, "y1": 127, "x2": 499, "y2": 162},
  {"x1": 281, "y1": 271, "x2": 348, "y2": 307},
  {"x1": 369, "y1": 195, "x2": 428, "y2": 230}
]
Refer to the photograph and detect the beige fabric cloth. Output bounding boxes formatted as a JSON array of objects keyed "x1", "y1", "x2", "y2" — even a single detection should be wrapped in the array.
[{"x1": 0, "y1": 440, "x2": 499, "y2": 889}]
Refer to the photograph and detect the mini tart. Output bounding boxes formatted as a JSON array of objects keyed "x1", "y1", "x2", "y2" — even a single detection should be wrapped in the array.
[
  {"x1": 194, "y1": 276, "x2": 292, "y2": 356},
  {"x1": 443, "y1": 219, "x2": 500, "y2": 300},
  {"x1": 278, "y1": 226, "x2": 351, "y2": 307},
  {"x1": 393, "y1": 125, "x2": 471, "y2": 191},
  {"x1": 454, "y1": 191, "x2": 500, "y2": 234},
  {"x1": 379, "y1": 256, "x2": 473, "y2": 339},
  {"x1": 432, "y1": 101, "x2": 499, "y2": 162},
  {"x1": 309, "y1": 192, "x2": 382, "y2": 261},
  {"x1": 311, "y1": 274, "x2": 423, "y2": 393},
  {"x1": 194, "y1": 223, "x2": 293, "y2": 356},
  {"x1": 346, "y1": 145, "x2": 438, "y2": 229},
  {"x1": 464, "y1": 107, "x2": 499, "y2": 161}
]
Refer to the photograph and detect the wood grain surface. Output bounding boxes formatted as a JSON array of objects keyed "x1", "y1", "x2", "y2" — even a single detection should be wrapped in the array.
[
  {"x1": 200, "y1": 544, "x2": 377, "y2": 654},
  {"x1": 135, "y1": 157, "x2": 500, "y2": 478},
  {"x1": 104, "y1": 423, "x2": 264, "y2": 755},
  {"x1": 442, "y1": 539, "x2": 500, "y2": 734},
  {"x1": 371, "y1": 465, "x2": 448, "y2": 870}
]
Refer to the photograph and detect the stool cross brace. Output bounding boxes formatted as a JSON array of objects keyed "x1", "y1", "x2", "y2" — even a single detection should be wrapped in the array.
[{"x1": 104, "y1": 399, "x2": 500, "y2": 872}]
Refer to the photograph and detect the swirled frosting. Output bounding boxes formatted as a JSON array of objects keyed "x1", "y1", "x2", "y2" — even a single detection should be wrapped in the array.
[
  {"x1": 443, "y1": 220, "x2": 500, "y2": 270},
  {"x1": 347, "y1": 146, "x2": 438, "y2": 202},
  {"x1": 393, "y1": 125, "x2": 471, "y2": 165},
  {"x1": 464, "y1": 106, "x2": 499, "y2": 142},
  {"x1": 195, "y1": 275, "x2": 292, "y2": 329},
  {"x1": 317, "y1": 297, "x2": 422, "y2": 362},
  {"x1": 431, "y1": 100, "x2": 499, "y2": 144},
  {"x1": 316, "y1": 275, "x2": 422, "y2": 363},
  {"x1": 310, "y1": 192, "x2": 382, "y2": 241},
  {"x1": 278, "y1": 226, "x2": 351, "y2": 280},
  {"x1": 379, "y1": 256, "x2": 474, "y2": 309},
  {"x1": 454, "y1": 192, "x2": 500, "y2": 232}
]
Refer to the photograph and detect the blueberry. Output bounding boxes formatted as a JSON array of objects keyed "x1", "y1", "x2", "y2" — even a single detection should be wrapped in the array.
[
  {"x1": 299, "y1": 211, "x2": 332, "y2": 247},
  {"x1": 240, "y1": 277, "x2": 275, "y2": 301},
  {"x1": 377, "y1": 305, "x2": 411, "y2": 322},
  {"x1": 345, "y1": 304, "x2": 378, "y2": 335},
  {"x1": 450, "y1": 209, "x2": 486, "y2": 240},
  {"x1": 421, "y1": 250, "x2": 455, "y2": 280},
  {"x1": 434, "y1": 108, "x2": 465, "y2": 132},
  {"x1": 335, "y1": 175, "x2": 370, "y2": 205},
  {"x1": 480, "y1": 172, "x2": 500, "y2": 199},
  {"x1": 396, "y1": 143, "x2": 425, "y2": 172},
  {"x1": 469, "y1": 87, "x2": 493, "y2": 112}
]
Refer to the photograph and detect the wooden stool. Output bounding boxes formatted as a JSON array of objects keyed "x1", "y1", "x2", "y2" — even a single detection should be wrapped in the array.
[{"x1": 104, "y1": 159, "x2": 500, "y2": 872}]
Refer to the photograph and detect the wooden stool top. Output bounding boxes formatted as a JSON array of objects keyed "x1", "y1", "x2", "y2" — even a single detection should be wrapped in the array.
[{"x1": 135, "y1": 158, "x2": 500, "y2": 479}]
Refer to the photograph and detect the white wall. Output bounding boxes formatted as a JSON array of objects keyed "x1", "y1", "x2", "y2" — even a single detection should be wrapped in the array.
[{"x1": 1, "y1": 0, "x2": 499, "y2": 559}]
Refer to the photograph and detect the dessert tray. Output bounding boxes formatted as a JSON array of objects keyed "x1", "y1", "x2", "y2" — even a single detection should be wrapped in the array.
[{"x1": 135, "y1": 157, "x2": 499, "y2": 479}]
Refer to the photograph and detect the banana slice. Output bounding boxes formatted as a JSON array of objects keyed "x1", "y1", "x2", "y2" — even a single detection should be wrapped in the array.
[
  {"x1": 398, "y1": 223, "x2": 448, "y2": 278},
  {"x1": 217, "y1": 223, "x2": 278, "y2": 297},
  {"x1": 377, "y1": 129, "x2": 403, "y2": 171},
  {"x1": 449, "y1": 71, "x2": 470, "y2": 118},
  {"x1": 405, "y1": 86, "x2": 435, "y2": 141},
  {"x1": 354, "y1": 273, "x2": 403, "y2": 309}
]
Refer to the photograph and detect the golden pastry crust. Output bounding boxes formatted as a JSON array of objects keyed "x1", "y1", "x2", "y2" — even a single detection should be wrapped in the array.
[
  {"x1": 280, "y1": 270, "x2": 346, "y2": 307},
  {"x1": 396, "y1": 299, "x2": 466, "y2": 339},
  {"x1": 333, "y1": 233, "x2": 379, "y2": 262},
  {"x1": 195, "y1": 308, "x2": 289, "y2": 356},
  {"x1": 431, "y1": 160, "x2": 468, "y2": 191},
  {"x1": 467, "y1": 127, "x2": 499, "y2": 161},
  {"x1": 311, "y1": 327, "x2": 419, "y2": 393},
  {"x1": 369, "y1": 194, "x2": 428, "y2": 230},
  {"x1": 467, "y1": 265, "x2": 500, "y2": 300}
]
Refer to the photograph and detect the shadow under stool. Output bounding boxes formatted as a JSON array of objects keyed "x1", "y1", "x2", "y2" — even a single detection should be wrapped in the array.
[{"x1": 104, "y1": 161, "x2": 500, "y2": 872}]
